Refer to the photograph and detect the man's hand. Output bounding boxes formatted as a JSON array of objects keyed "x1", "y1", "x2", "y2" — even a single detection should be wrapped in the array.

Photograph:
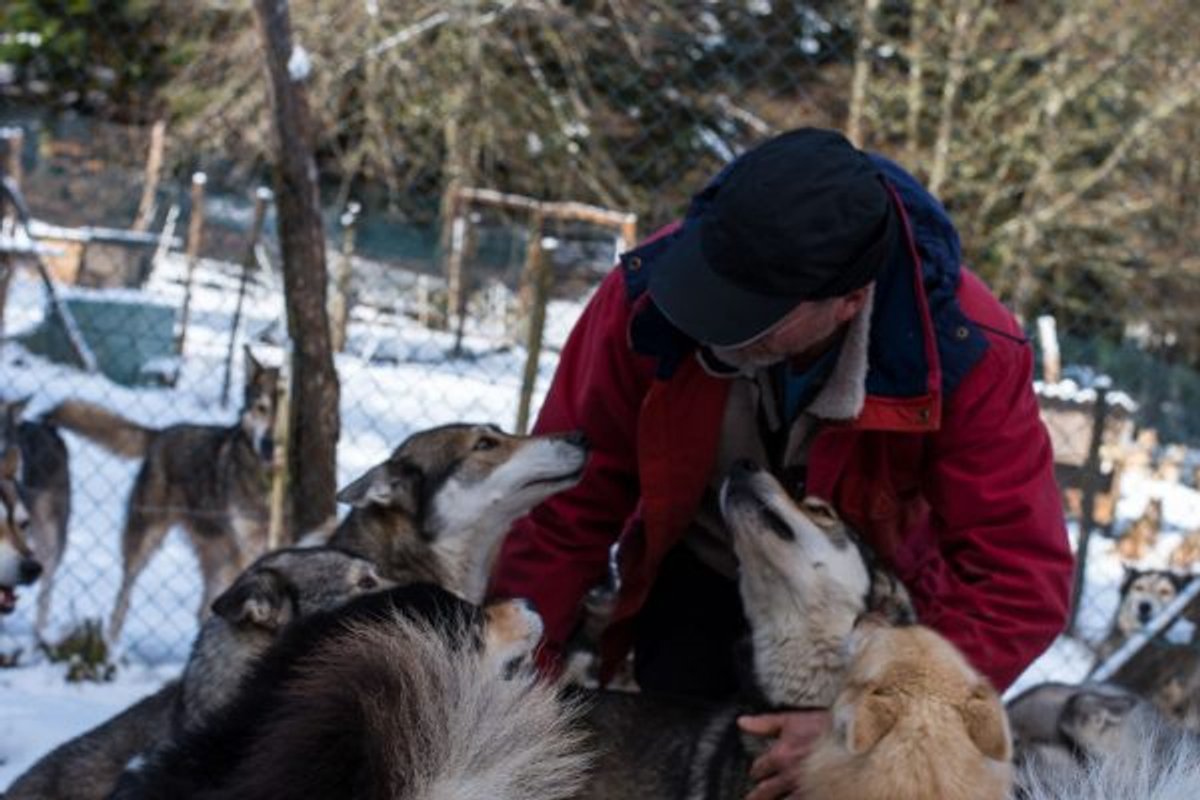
[{"x1": 737, "y1": 710, "x2": 832, "y2": 800}]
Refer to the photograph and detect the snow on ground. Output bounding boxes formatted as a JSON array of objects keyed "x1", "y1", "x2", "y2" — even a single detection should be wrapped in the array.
[{"x1": 2, "y1": 255, "x2": 1199, "y2": 785}]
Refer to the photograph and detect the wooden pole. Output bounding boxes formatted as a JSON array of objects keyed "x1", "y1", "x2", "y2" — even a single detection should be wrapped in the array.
[
  {"x1": 174, "y1": 171, "x2": 207, "y2": 359},
  {"x1": 1068, "y1": 380, "x2": 1111, "y2": 636},
  {"x1": 132, "y1": 119, "x2": 167, "y2": 232},
  {"x1": 252, "y1": 0, "x2": 340, "y2": 539},
  {"x1": 329, "y1": 200, "x2": 360, "y2": 353},
  {"x1": 0, "y1": 127, "x2": 24, "y2": 348},
  {"x1": 515, "y1": 211, "x2": 549, "y2": 434},
  {"x1": 267, "y1": 343, "x2": 291, "y2": 551},
  {"x1": 221, "y1": 187, "x2": 272, "y2": 408}
]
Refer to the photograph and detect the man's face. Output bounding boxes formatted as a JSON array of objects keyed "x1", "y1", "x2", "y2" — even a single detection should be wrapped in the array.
[{"x1": 711, "y1": 286, "x2": 870, "y2": 370}]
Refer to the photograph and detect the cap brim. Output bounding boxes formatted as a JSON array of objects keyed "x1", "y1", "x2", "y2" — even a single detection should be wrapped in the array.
[{"x1": 647, "y1": 224, "x2": 801, "y2": 348}]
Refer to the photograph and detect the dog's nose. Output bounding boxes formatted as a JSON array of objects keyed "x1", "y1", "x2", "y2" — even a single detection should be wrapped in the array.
[
  {"x1": 19, "y1": 558, "x2": 42, "y2": 584},
  {"x1": 562, "y1": 430, "x2": 589, "y2": 449}
]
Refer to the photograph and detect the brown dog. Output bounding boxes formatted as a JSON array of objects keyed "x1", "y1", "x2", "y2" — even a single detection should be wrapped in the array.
[
  {"x1": 1116, "y1": 497, "x2": 1162, "y2": 561},
  {"x1": 801, "y1": 618, "x2": 1012, "y2": 800}
]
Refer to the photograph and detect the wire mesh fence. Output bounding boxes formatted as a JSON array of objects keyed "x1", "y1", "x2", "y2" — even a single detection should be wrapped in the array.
[{"x1": 0, "y1": 0, "x2": 1198, "y2": 711}]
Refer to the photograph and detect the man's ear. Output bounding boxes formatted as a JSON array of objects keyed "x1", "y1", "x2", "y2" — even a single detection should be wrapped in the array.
[
  {"x1": 211, "y1": 567, "x2": 294, "y2": 631},
  {"x1": 843, "y1": 690, "x2": 899, "y2": 755},
  {"x1": 834, "y1": 284, "x2": 872, "y2": 324},
  {"x1": 959, "y1": 683, "x2": 1012, "y2": 761},
  {"x1": 336, "y1": 460, "x2": 420, "y2": 515}
]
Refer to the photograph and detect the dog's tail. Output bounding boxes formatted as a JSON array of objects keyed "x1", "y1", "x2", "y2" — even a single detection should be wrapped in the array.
[{"x1": 43, "y1": 400, "x2": 156, "y2": 459}]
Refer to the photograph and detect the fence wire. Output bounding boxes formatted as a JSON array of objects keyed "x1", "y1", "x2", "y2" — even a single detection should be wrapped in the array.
[{"x1": 0, "y1": 1, "x2": 1199, "y2": 720}]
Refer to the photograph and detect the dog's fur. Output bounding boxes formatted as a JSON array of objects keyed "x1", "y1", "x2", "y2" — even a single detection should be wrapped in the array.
[
  {"x1": 1116, "y1": 496, "x2": 1162, "y2": 561},
  {"x1": 5, "y1": 546, "x2": 389, "y2": 800},
  {"x1": 328, "y1": 422, "x2": 589, "y2": 602},
  {"x1": 800, "y1": 618, "x2": 1012, "y2": 800},
  {"x1": 111, "y1": 584, "x2": 591, "y2": 800},
  {"x1": 1006, "y1": 681, "x2": 1131, "y2": 771},
  {"x1": 576, "y1": 463, "x2": 912, "y2": 800},
  {"x1": 1168, "y1": 529, "x2": 1200, "y2": 570},
  {"x1": 1012, "y1": 683, "x2": 1200, "y2": 799},
  {"x1": 1095, "y1": 567, "x2": 1191, "y2": 661},
  {"x1": 0, "y1": 440, "x2": 40, "y2": 616},
  {"x1": 0, "y1": 396, "x2": 71, "y2": 634},
  {"x1": 45, "y1": 349, "x2": 280, "y2": 643}
]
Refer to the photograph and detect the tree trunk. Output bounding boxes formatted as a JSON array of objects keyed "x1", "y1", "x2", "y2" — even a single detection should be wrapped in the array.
[
  {"x1": 846, "y1": 0, "x2": 882, "y2": 147},
  {"x1": 252, "y1": 0, "x2": 340, "y2": 539}
]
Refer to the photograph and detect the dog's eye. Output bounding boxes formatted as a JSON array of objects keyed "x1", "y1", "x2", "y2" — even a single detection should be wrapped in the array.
[
  {"x1": 474, "y1": 436, "x2": 499, "y2": 452},
  {"x1": 358, "y1": 574, "x2": 379, "y2": 590}
]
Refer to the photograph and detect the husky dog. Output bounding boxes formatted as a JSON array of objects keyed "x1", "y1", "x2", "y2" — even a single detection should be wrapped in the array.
[
  {"x1": 0, "y1": 396, "x2": 69, "y2": 633},
  {"x1": 329, "y1": 422, "x2": 589, "y2": 602},
  {"x1": 1094, "y1": 567, "x2": 1191, "y2": 661},
  {"x1": 45, "y1": 348, "x2": 280, "y2": 643},
  {"x1": 800, "y1": 616, "x2": 1012, "y2": 800},
  {"x1": 1013, "y1": 683, "x2": 1200, "y2": 799},
  {"x1": 576, "y1": 461, "x2": 911, "y2": 800},
  {"x1": 5, "y1": 547, "x2": 389, "y2": 800},
  {"x1": 1116, "y1": 496, "x2": 1162, "y2": 561},
  {"x1": 1168, "y1": 529, "x2": 1200, "y2": 570},
  {"x1": 0, "y1": 442, "x2": 41, "y2": 615},
  {"x1": 110, "y1": 584, "x2": 591, "y2": 800}
]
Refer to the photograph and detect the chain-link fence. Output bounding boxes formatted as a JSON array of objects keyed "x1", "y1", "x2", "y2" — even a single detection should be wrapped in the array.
[{"x1": 1, "y1": 1, "x2": 1199, "y2": 709}]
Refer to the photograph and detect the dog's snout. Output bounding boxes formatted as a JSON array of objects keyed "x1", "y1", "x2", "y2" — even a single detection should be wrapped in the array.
[
  {"x1": 1137, "y1": 601, "x2": 1154, "y2": 621},
  {"x1": 562, "y1": 430, "x2": 589, "y2": 450},
  {"x1": 19, "y1": 558, "x2": 42, "y2": 584}
]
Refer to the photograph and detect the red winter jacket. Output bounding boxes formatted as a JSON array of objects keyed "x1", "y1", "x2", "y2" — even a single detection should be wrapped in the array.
[{"x1": 491, "y1": 159, "x2": 1073, "y2": 692}]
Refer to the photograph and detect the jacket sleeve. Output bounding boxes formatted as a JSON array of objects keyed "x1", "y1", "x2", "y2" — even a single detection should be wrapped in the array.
[
  {"x1": 897, "y1": 322, "x2": 1074, "y2": 692},
  {"x1": 489, "y1": 267, "x2": 653, "y2": 666}
]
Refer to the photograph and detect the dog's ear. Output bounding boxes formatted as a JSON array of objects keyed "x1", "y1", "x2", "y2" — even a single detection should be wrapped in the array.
[
  {"x1": 3, "y1": 396, "x2": 31, "y2": 426},
  {"x1": 800, "y1": 496, "x2": 840, "y2": 529},
  {"x1": 1, "y1": 444, "x2": 20, "y2": 480},
  {"x1": 960, "y1": 682, "x2": 1012, "y2": 761},
  {"x1": 337, "y1": 460, "x2": 421, "y2": 515},
  {"x1": 243, "y1": 346, "x2": 265, "y2": 383},
  {"x1": 211, "y1": 567, "x2": 295, "y2": 631},
  {"x1": 842, "y1": 690, "x2": 899, "y2": 754},
  {"x1": 1171, "y1": 571, "x2": 1193, "y2": 591},
  {"x1": 1119, "y1": 564, "x2": 1140, "y2": 594}
]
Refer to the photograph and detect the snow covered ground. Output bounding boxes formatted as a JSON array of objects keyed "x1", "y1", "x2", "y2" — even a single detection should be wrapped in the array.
[{"x1": 2, "y1": 255, "x2": 1199, "y2": 786}]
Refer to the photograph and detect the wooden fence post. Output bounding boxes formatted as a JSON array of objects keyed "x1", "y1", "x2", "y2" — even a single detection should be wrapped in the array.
[
  {"x1": 329, "y1": 200, "x2": 360, "y2": 353},
  {"x1": 174, "y1": 171, "x2": 207, "y2": 361},
  {"x1": 221, "y1": 187, "x2": 272, "y2": 408},
  {"x1": 0, "y1": 127, "x2": 24, "y2": 347},
  {"x1": 132, "y1": 119, "x2": 167, "y2": 232},
  {"x1": 515, "y1": 211, "x2": 549, "y2": 434},
  {"x1": 1068, "y1": 379, "x2": 1112, "y2": 636}
]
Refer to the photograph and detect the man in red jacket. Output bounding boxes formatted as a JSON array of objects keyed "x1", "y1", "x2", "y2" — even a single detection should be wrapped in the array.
[{"x1": 491, "y1": 129, "x2": 1072, "y2": 799}]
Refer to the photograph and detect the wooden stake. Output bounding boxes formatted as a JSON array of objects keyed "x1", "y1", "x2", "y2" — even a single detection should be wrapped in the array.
[
  {"x1": 174, "y1": 172, "x2": 207, "y2": 360},
  {"x1": 132, "y1": 119, "x2": 167, "y2": 232}
]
